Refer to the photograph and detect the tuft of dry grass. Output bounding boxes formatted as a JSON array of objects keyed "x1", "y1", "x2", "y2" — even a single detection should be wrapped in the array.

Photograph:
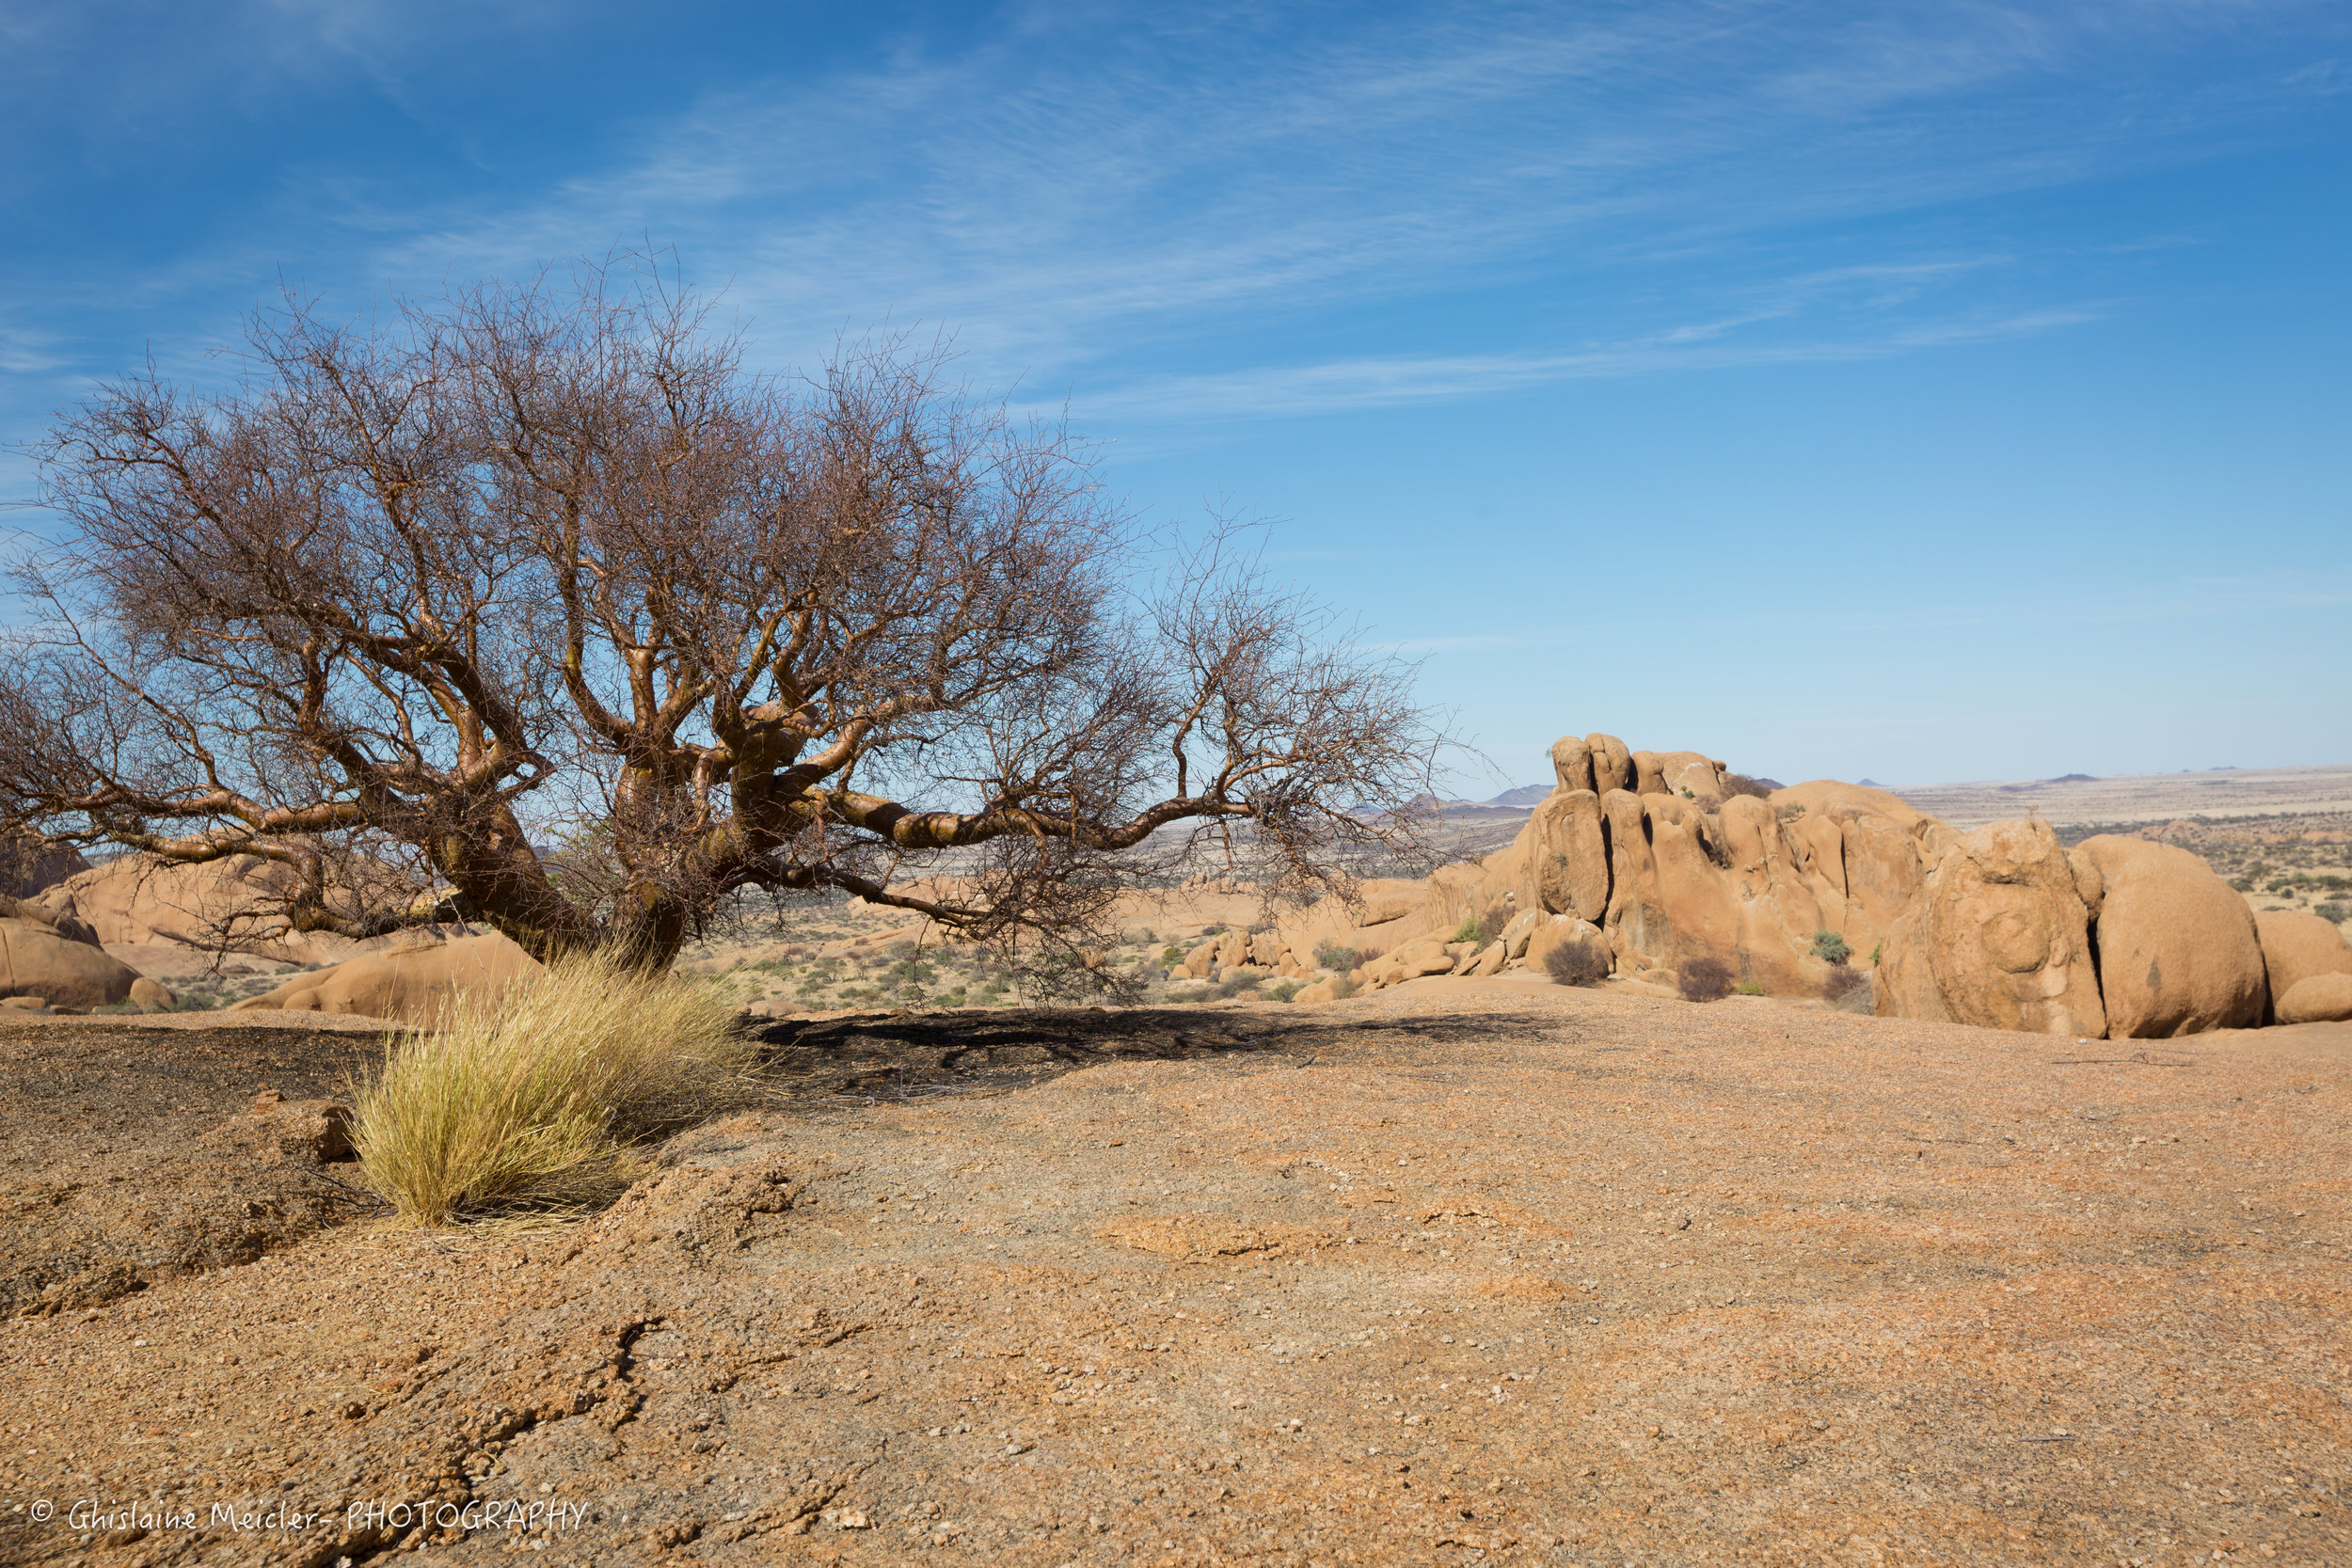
[{"x1": 349, "y1": 954, "x2": 752, "y2": 1226}]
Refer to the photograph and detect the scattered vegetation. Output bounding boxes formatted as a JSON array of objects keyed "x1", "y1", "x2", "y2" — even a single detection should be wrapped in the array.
[
  {"x1": 1809, "y1": 930, "x2": 1851, "y2": 965},
  {"x1": 348, "y1": 956, "x2": 751, "y2": 1226},
  {"x1": 1544, "y1": 937, "x2": 1611, "y2": 987},
  {"x1": 1820, "y1": 962, "x2": 1866, "y2": 1003},
  {"x1": 1721, "y1": 773, "x2": 1776, "y2": 800},
  {"x1": 1312, "y1": 939, "x2": 1361, "y2": 972},
  {"x1": 1678, "y1": 957, "x2": 1736, "y2": 1003},
  {"x1": 1736, "y1": 980, "x2": 1767, "y2": 996}
]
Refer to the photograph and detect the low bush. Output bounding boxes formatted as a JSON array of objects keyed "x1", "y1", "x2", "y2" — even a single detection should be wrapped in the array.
[
  {"x1": 1721, "y1": 773, "x2": 1776, "y2": 800},
  {"x1": 1678, "y1": 956, "x2": 1736, "y2": 1003},
  {"x1": 348, "y1": 954, "x2": 751, "y2": 1227},
  {"x1": 1822, "y1": 962, "x2": 1873, "y2": 1013},
  {"x1": 1312, "y1": 939, "x2": 1360, "y2": 972},
  {"x1": 2318, "y1": 900, "x2": 2350, "y2": 925},
  {"x1": 1544, "y1": 937, "x2": 1611, "y2": 987},
  {"x1": 1215, "y1": 970, "x2": 1263, "y2": 1000},
  {"x1": 1267, "y1": 981, "x2": 1298, "y2": 1003},
  {"x1": 1736, "y1": 980, "x2": 1766, "y2": 996},
  {"x1": 1820, "y1": 962, "x2": 1865, "y2": 1002},
  {"x1": 1809, "y1": 930, "x2": 1852, "y2": 965}
]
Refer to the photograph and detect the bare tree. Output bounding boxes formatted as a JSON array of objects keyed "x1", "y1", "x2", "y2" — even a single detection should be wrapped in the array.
[{"x1": 1, "y1": 261, "x2": 1442, "y2": 979}]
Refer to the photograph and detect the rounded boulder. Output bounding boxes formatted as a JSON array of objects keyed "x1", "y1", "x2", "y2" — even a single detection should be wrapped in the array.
[
  {"x1": 1872, "y1": 819, "x2": 2105, "y2": 1037},
  {"x1": 2253, "y1": 911, "x2": 2352, "y2": 1013},
  {"x1": 2075, "y1": 835, "x2": 2265, "y2": 1037},
  {"x1": 2275, "y1": 973, "x2": 2352, "y2": 1025},
  {"x1": 230, "y1": 930, "x2": 541, "y2": 1025},
  {"x1": 0, "y1": 916, "x2": 143, "y2": 1009}
]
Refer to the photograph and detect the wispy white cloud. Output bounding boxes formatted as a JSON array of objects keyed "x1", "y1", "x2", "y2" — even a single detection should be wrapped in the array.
[
  {"x1": 1060, "y1": 305, "x2": 2103, "y2": 420},
  {"x1": 4, "y1": 0, "x2": 2345, "y2": 436},
  {"x1": 315, "y1": 0, "x2": 2343, "y2": 415}
]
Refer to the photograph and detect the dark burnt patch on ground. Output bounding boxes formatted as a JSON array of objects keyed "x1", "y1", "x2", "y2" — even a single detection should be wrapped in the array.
[
  {"x1": 0, "y1": 1022, "x2": 384, "y2": 1316},
  {"x1": 743, "y1": 1005, "x2": 1538, "y2": 1106}
]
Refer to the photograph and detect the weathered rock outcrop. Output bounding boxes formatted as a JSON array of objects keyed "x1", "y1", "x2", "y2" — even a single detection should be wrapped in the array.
[
  {"x1": 31, "y1": 852, "x2": 390, "y2": 965},
  {"x1": 2253, "y1": 911, "x2": 2352, "y2": 1017},
  {"x1": 1279, "y1": 728, "x2": 2307, "y2": 1040},
  {"x1": 231, "y1": 930, "x2": 541, "y2": 1025},
  {"x1": 2275, "y1": 973, "x2": 2352, "y2": 1025},
  {"x1": 1337, "y1": 732, "x2": 1945, "y2": 997},
  {"x1": 0, "y1": 894, "x2": 103, "y2": 949},
  {"x1": 2074, "y1": 835, "x2": 2266, "y2": 1038},
  {"x1": 0, "y1": 832, "x2": 89, "y2": 899},
  {"x1": 1873, "y1": 819, "x2": 2106, "y2": 1037},
  {"x1": 0, "y1": 916, "x2": 146, "y2": 1009},
  {"x1": 1527, "y1": 789, "x2": 1609, "y2": 923}
]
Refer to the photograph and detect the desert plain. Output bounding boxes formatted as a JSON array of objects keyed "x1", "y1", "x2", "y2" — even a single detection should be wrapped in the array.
[
  {"x1": 3, "y1": 986, "x2": 2348, "y2": 1567},
  {"x1": 3, "y1": 765, "x2": 2351, "y2": 1568}
]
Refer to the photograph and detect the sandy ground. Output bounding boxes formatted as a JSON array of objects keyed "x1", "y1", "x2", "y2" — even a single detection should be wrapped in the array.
[{"x1": 3, "y1": 980, "x2": 2348, "y2": 1567}]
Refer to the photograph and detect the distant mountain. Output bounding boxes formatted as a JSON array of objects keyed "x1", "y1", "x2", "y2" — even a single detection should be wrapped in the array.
[
  {"x1": 1483, "y1": 784, "x2": 1551, "y2": 807},
  {"x1": 1856, "y1": 778, "x2": 1884, "y2": 787},
  {"x1": 1354, "y1": 791, "x2": 1478, "y2": 816},
  {"x1": 2045, "y1": 773, "x2": 2099, "y2": 784}
]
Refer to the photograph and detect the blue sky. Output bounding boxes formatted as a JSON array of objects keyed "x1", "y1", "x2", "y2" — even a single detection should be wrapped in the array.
[{"x1": 3, "y1": 1, "x2": 2345, "y2": 792}]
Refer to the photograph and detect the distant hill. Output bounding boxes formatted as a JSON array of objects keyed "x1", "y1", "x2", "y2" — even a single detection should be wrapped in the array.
[
  {"x1": 1483, "y1": 784, "x2": 1550, "y2": 808},
  {"x1": 1890, "y1": 764, "x2": 2352, "y2": 830}
]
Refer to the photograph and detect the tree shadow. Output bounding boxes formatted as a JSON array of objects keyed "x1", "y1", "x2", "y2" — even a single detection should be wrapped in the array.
[{"x1": 742, "y1": 1005, "x2": 1527, "y2": 1108}]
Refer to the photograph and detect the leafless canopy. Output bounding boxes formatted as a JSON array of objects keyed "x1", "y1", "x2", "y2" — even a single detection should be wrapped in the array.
[{"x1": 2, "y1": 264, "x2": 1442, "y2": 976}]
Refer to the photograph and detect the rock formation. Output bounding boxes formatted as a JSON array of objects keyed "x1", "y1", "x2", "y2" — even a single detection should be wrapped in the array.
[
  {"x1": 230, "y1": 930, "x2": 541, "y2": 1026},
  {"x1": 1228, "y1": 726, "x2": 2293, "y2": 1045},
  {"x1": 31, "y1": 852, "x2": 377, "y2": 965},
  {"x1": 0, "y1": 916, "x2": 146, "y2": 1010},
  {"x1": 2072, "y1": 835, "x2": 2267, "y2": 1037},
  {"x1": 2274, "y1": 973, "x2": 2352, "y2": 1025},
  {"x1": 1872, "y1": 819, "x2": 2106, "y2": 1037},
  {"x1": 1228, "y1": 732, "x2": 1951, "y2": 1002},
  {"x1": 2253, "y1": 911, "x2": 2352, "y2": 1019},
  {"x1": 0, "y1": 832, "x2": 89, "y2": 899}
]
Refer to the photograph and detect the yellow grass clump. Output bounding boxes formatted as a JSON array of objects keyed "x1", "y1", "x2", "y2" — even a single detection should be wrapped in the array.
[{"x1": 349, "y1": 953, "x2": 752, "y2": 1226}]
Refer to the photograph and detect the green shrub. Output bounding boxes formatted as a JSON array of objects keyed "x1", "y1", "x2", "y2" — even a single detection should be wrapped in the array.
[
  {"x1": 1312, "y1": 939, "x2": 1359, "y2": 972},
  {"x1": 1735, "y1": 981, "x2": 1766, "y2": 996},
  {"x1": 2318, "y1": 901, "x2": 2350, "y2": 925},
  {"x1": 1268, "y1": 981, "x2": 1298, "y2": 1003},
  {"x1": 1809, "y1": 930, "x2": 1851, "y2": 965}
]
